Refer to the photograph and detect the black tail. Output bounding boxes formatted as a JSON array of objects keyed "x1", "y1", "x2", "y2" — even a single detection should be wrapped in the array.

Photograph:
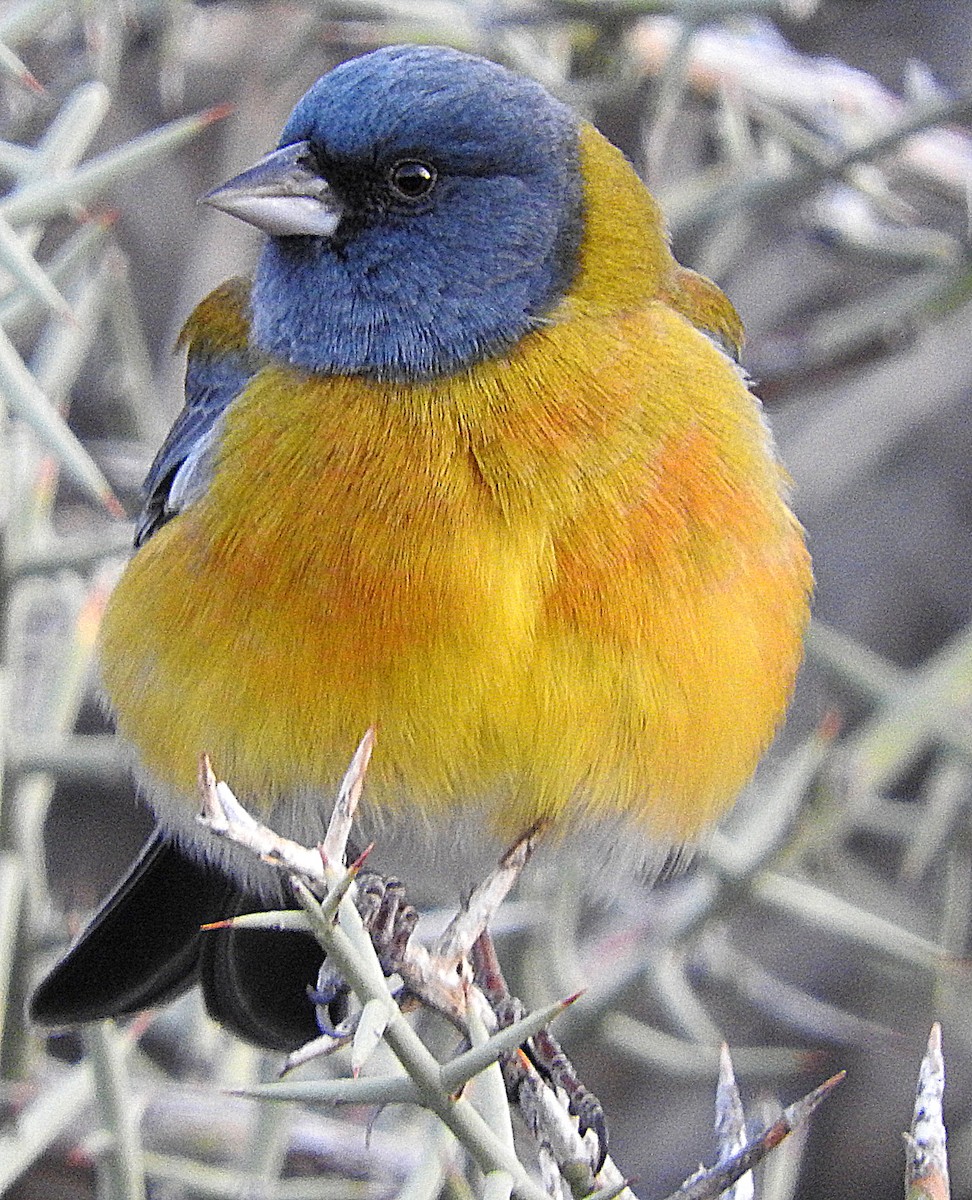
[{"x1": 31, "y1": 830, "x2": 323, "y2": 1052}]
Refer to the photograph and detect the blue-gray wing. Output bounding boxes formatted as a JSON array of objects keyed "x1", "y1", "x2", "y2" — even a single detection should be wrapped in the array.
[{"x1": 135, "y1": 279, "x2": 257, "y2": 547}]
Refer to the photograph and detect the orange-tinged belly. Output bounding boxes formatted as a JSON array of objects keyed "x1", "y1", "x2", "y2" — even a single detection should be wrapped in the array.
[{"x1": 100, "y1": 305, "x2": 811, "y2": 842}]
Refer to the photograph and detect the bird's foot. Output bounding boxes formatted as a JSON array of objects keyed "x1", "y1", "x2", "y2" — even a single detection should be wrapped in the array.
[
  {"x1": 527, "y1": 1025, "x2": 609, "y2": 1170},
  {"x1": 470, "y1": 929, "x2": 609, "y2": 1173},
  {"x1": 307, "y1": 872, "x2": 418, "y2": 1035},
  {"x1": 355, "y1": 872, "x2": 420, "y2": 975}
]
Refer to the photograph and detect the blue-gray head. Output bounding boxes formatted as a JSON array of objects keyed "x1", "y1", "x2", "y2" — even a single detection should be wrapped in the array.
[{"x1": 204, "y1": 45, "x2": 583, "y2": 380}]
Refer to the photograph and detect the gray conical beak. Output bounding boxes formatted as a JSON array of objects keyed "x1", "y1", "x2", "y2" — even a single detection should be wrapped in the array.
[{"x1": 202, "y1": 141, "x2": 344, "y2": 238}]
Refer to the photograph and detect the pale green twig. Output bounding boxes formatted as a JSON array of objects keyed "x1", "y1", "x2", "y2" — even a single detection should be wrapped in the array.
[
  {"x1": 0, "y1": 104, "x2": 232, "y2": 226},
  {"x1": 85, "y1": 1022, "x2": 147, "y2": 1200}
]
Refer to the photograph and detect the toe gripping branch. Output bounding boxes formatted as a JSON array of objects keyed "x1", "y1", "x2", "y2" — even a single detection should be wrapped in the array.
[
  {"x1": 308, "y1": 872, "x2": 418, "y2": 1034},
  {"x1": 471, "y1": 926, "x2": 609, "y2": 1174}
]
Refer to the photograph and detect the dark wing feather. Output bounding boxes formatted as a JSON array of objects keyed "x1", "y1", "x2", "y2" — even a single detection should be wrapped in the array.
[
  {"x1": 136, "y1": 276, "x2": 259, "y2": 547},
  {"x1": 135, "y1": 351, "x2": 255, "y2": 546}
]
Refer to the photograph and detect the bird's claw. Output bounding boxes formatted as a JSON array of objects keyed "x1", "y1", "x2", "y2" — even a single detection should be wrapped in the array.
[
  {"x1": 471, "y1": 930, "x2": 609, "y2": 1174},
  {"x1": 572, "y1": 1097, "x2": 609, "y2": 1173},
  {"x1": 528, "y1": 1025, "x2": 608, "y2": 1169},
  {"x1": 356, "y1": 873, "x2": 419, "y2": 976},
  {"x1": 309, "y1": 871, "x2": 418, "y2": 1035}
]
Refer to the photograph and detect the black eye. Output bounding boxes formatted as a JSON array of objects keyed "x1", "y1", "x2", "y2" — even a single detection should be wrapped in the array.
[{"x1": 388, "y1": 159, "x2": 437, "y2": 201}]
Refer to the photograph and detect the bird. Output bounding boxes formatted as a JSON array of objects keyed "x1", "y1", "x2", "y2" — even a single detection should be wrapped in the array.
[{"x1": 32, "y1": 44, "x2": 811, "y2": 1054}]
